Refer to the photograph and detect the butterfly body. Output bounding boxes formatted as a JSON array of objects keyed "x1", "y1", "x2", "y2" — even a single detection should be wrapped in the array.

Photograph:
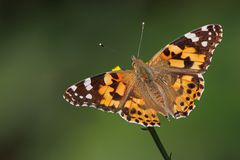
[
  {"x1": 132, "y1": 56, "x2": 171, "y2": 116},
  {"x1": 63, "y1": 24, "x2": 223, "y2": 127}
]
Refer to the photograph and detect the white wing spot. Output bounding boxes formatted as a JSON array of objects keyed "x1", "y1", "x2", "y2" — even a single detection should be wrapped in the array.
[
  {"x1": 84, "y1": 78, "x2": 93, "y2": 91},
  {"x1": 184, "y1": 32, "x2": 199, "y2": 42},
  {"x1": 213, "y1": 26, "x2": 216, "y2": 31},
  {"x1": 70, "y1": 85, "x2": 77, "y2": 91},
  {"x1": 86, "y1": 93, "x2": 92, "y2": 99},
  {"x1": 82, "y1": 102, "x2": 88, "y2": 106},
  {"x1": 201, "y1": 41, "x2": 208, "y2": 47},
  {"x1": 208, "y1": 32, "x2": 212, "y2": 35},
  {"x1": 201, "y1": 25, "x2": 208, "y2": 31},
  {"x1": 79, "y1": 96, "x2": 83, "y2": 99},
  {"x1": 74, "y1": 93, "x2": 78, "y2": 96},
  {"x1": 208, "y1": 37, "x2": 212, "y2": 40},
  {"x1": 209, "y1": 57, "x2": 213, "y2": 62},
  {"x1": 84, "y1": 78, "x2": 91, "y2": 86},
  {"x1": 86, "y1": 85, "x2": 93, "y2": 91},
  {"x1": 211, "y1": 49, "x2": 215, "y2": 54}
]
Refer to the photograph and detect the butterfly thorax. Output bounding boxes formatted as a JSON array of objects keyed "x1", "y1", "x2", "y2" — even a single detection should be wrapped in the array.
[
  {"x1": 132, "y1": 56, "x2": 170, "y2": 115},
  {"x1": 132, "y1": 56, "x2": 154, "y2": 83}
]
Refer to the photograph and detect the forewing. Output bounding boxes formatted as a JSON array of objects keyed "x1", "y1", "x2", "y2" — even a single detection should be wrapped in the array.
[
  {"x1": 149, "y1": 24, "x2": 223, "y2": 73},
  {"x1": 63, "y1": 71, "x2": 133, "y2": 113}
]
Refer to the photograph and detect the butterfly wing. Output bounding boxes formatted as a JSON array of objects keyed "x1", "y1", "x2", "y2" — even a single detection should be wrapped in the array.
[
  {"x1": 63, "y1": 71, "x2": 134, "y2": 113},
  {"x1": 169, "y1": 73, "x2": 205, "y2": 118},
  {"x1": 149, "y1": 24, "x2": 223, "y2": 73},
  {"x1": 149, "y1": 24, "x2": 223, "y2": 118},
  {"x1": 63, "y1": 70, "x2": 161, "y2": 127},
  {"x1": 119, "y1": 83, "x2": 161, "y2": 127}
]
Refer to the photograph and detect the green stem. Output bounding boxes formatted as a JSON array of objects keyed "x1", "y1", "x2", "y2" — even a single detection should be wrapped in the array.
[{"x1": 143, "y1": 127, "x2": 172, "y2": 160}]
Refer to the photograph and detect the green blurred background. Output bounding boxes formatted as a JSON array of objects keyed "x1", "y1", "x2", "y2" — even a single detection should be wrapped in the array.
[{"x1": 0, "y1": 0, "x2": 239, "y2": 160}]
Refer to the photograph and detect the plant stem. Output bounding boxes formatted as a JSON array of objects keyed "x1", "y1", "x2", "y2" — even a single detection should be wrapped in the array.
[{"x1": 143, "y1": 127, "x2": 171, "y2": 160}]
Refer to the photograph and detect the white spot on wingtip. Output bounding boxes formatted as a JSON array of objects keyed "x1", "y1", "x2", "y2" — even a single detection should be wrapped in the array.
[
  {"x1": 84, "y1": 78, "x2": 91, "y2": 86},
  {"x1": 209, "y1": 56, "x2": 213, "y2": 62},
  {"x1": 84, "y1": 78, "x2": 93, "y2": 91},
  {"x1": 82, "y1": 102, "x2": 88, "y2": 106},
  {"x1": 185, "y1": 32, "x2": 199, "y2": 42},
  {"x1": 201, "y1": 41, "x2": 208, "y2": 47},
  {"x1": 213, "y1": 26, "x2": 216, "y2": 31},
  {"x1": 86, "y1": 93, "x2": 92, "y2": 99},
  {"x1": 211, "y1": 49, "x2": 215, "y2": 54},
  {"x1": 205, "y1": 65, "x2": 209, "y2": 70},
  {"x1": 201, "y1": 25, "x2": 208, "y2": 31},
  {"x1": 86, "y1": 85, "x2": 93, "y2": 91},
  {"x1": 192, "y1": 37, "x2": 199, "y2": 42},
  {"x1": 74, "y1": 93, "x2": 78, "y2": 96},
  {"x1": 70, "y1": 85, "x2": 77, "y2": 91}
]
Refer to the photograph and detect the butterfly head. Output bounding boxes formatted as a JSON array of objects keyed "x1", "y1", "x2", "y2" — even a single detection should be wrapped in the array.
[
  {"x1": 131, "y1": 56, "x2": 153, "y2": 82},
  {"x1": 131, "y1": 55, "x2": 144, "y2": 68}
]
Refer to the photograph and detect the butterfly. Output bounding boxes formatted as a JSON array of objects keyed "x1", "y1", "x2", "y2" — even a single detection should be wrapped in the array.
[{"x1": 63, "y1": 24, "x2": 223, "y2": 127}]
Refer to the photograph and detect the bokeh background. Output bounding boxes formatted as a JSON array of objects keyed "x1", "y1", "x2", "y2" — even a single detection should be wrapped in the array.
[{"x1": 0, "y1": 0, "x2": 239, "y2": 160}]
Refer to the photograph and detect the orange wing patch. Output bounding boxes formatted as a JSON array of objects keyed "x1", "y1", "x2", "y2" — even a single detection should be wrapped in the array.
[
  {"x1": 159, "y1": 45, "x2": 206, "y2": 71},
  {"x1": 64, "y1": 71, "x2": 134, "y2": 114},
  {"x1": 98, "y1": 72, "x2": 128, "y2": 111},
  {"x1": 119, "y1": 91, "x2": 160, "y2": 127},
  {"x1": 171, "y1": 74, "x2": 205, "y2": 118},
  {"x1": 149, "y1": 24, "x2": 223, "y2": 73}
]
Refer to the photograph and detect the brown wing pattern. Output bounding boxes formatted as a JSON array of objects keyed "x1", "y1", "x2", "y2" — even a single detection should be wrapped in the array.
[
  {"x1": 63, "y1": 71, "x2": 133, "y2": 113},
  {"x1": 148, "y1": 24, "x2": 223, "y2": 119},
  {"x1": 170, "y1": 73, "x2": 204, "y2": 118},
  {"x1": 119, "y1": 86, "x2": 160, "y2": 127},
  {"x1": 149, "y1": 24, "x2": 223, "y2": 73}
]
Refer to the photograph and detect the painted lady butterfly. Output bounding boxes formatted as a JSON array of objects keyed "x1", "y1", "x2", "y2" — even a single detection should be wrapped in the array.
[{"x1": 63, "y1": 24, "x2": 223, "y2": 127}]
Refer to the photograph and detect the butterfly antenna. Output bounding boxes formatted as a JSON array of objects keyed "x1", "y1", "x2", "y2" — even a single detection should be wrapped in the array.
[
  {"x1": 98, "y1": 42, "x2": 119, "y2": 54},
  {"x1": 137, "y1": 22, "x2": 145, "y2": 58}
]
